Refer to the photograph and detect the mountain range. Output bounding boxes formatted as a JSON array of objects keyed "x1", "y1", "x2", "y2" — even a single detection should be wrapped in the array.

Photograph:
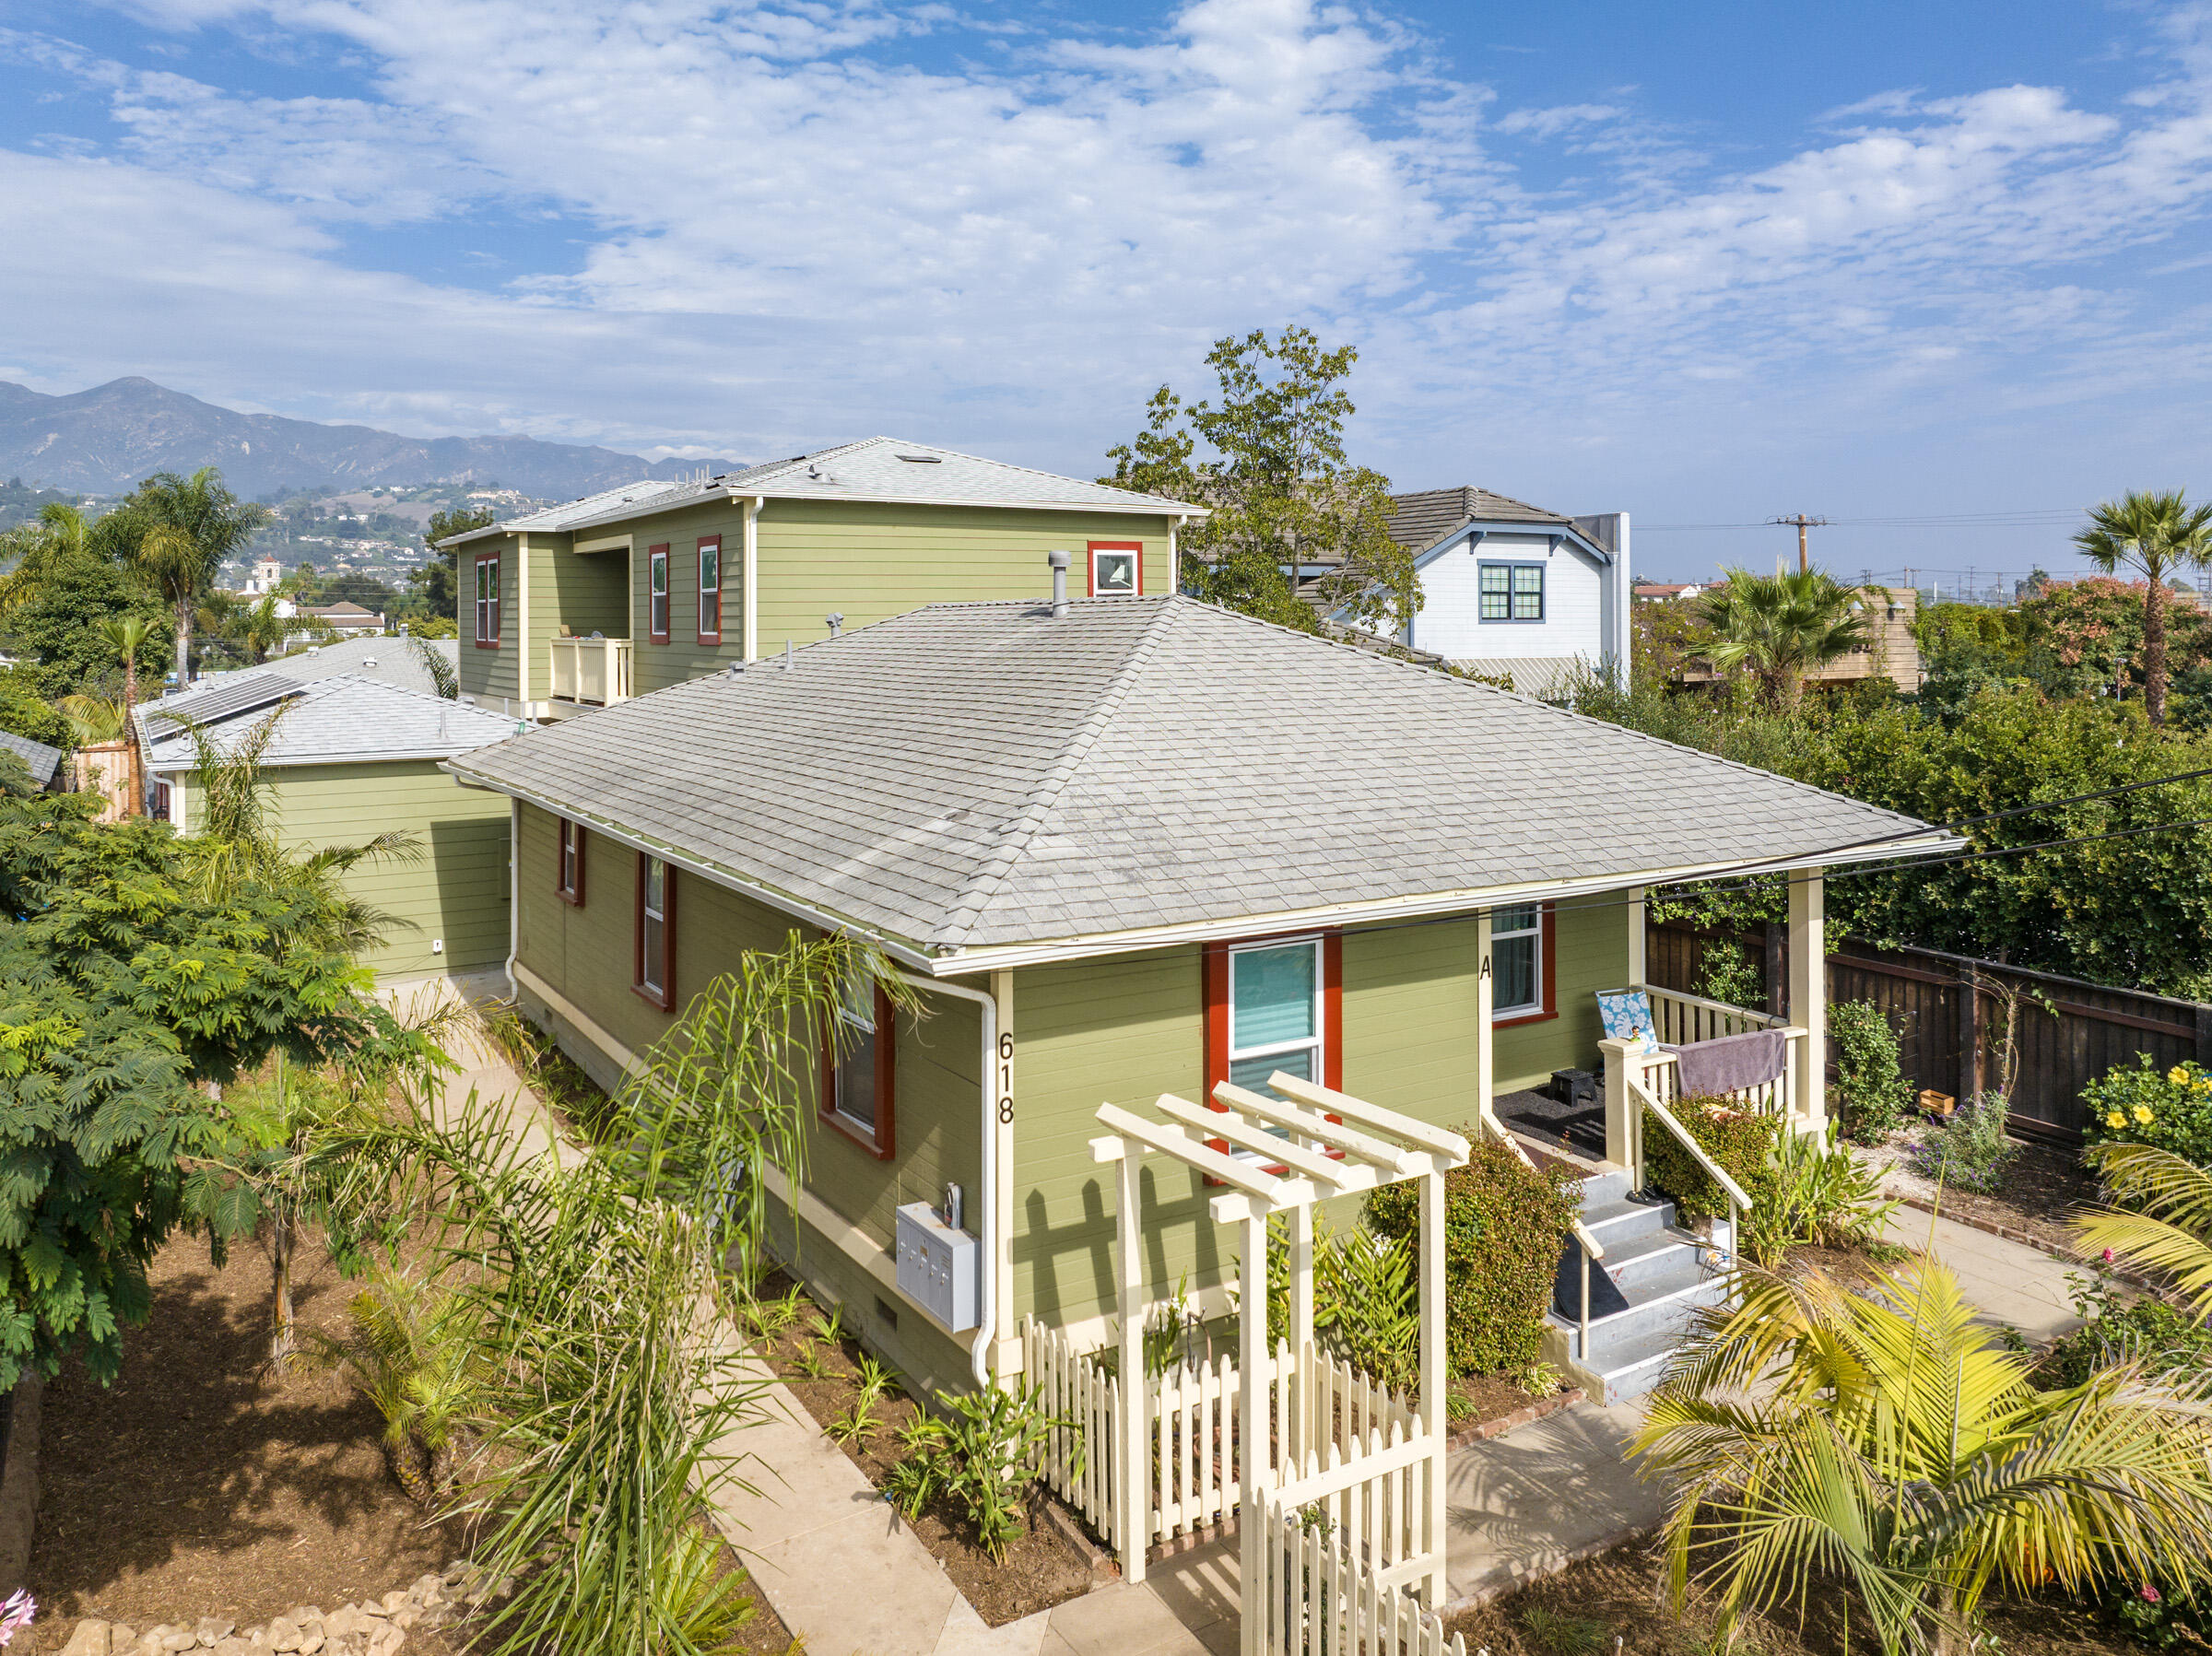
[{"x1": 0, "y1": 378, "x2": 738, "y2": 499}]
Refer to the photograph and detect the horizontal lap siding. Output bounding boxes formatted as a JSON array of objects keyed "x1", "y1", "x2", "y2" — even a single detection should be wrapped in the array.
[
  {"x1": 618, "y1": 501, "x2": 751, "y2": 695},
  {"x1": 541, "y1": 537, "x2": 629, "y2": 694},
  {"x1": 457, "y1": 532, "x2": 522, "y2": 704},
  {"x1": 1013, "y1": 947, "x2": 1212, "y2": 1329},
  {"x1": 514, "y1": 801, "x2": 979, "y2": 1384},
  {"x1": 1496, "y1": 897, "x2": 1625, "y2": 1090},
  {"x1": 269, "y1": 762, "x2": 510, "y2": 980},
  {"x1": 756, "y1": 501, "x2": 1173, "y2": 652}
]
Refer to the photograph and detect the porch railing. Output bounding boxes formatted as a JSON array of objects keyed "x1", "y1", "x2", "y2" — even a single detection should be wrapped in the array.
[
  {"x1": 1634, "y1": 986, "x2": 1806, "y2": 1120},
  {"x1": 547, "y1": 635, "x2": 633, "y2": 706}
]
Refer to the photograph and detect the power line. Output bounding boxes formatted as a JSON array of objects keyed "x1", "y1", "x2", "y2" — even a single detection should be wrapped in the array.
[{"x1": 1643, "y1": 510, "x2": 2083, "y2": 532}]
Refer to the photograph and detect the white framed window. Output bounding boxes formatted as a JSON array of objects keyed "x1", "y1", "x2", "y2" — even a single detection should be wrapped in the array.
[
  {"x1": 1088, "y1": 541, "x2": 1141, "y2": 596},
  {"x1": 474, "y1": 554, "x2": 500, "y2": 645},
  {"x1": 648, "y1": 546, "x2": 670, "y2": 642},
  {"x1": 636, "y1": 853, "x2": 673, "y2": 1006},
  {"x1": 833, "y1": 981, "x2": 881, "y2": 1133},
  {"x1": 1492, "y1": 905, "x2": 1542, "y2": 1016},
  {"x1": 1229, "y1": 936, "x2": 1324, "y2": 1099},
  {"x1": 698, "y1": 537, "x2": 722, "y2": 643},
  {"x1": 1478, "y1": 561, "x2": 1544, "y2": 622}
]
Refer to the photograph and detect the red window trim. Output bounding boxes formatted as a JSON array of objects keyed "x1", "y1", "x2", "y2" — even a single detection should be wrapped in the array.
[
  {"x1": 632, "y1": 851, "x2": 676, "y2": 1011},
  {"x1": 473, "y1": 551, "x2": 501, "y2": 649},
  {"x1": 556, "y1": 817, "x2": 586, "y2": 906},
  {"x1": 1492, "y1": 903, "x2": 1559, "y2": 1028},
  {"x1": 818, "y1": 984, "x2": 897, "y2": 1160},
  {"x1": 1087, "y1": 539, "x2": 1145, "y2": 597},
  {"x1": 647, "y1": 545, "x2": 671, "y2": 645},
  {"x1": 697, "y1": 535, "x2": 723, "y2": 646},
  {"x1": 1202, "y1": 931, "x2": 1344, "y2": 1175}
]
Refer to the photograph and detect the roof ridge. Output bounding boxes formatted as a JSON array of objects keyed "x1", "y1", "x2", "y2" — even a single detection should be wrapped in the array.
[
  {"x1": 928, "y1": 602, "x2": 1183, "y2": 950},
  {"x1": 844, "y1": 435, "x2": 1194, "y2": 510}
]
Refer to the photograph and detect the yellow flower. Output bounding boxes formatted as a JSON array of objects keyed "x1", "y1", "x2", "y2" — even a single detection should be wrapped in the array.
[
  {"x1": 2136, "y1": 1105, "x2": 2156, "y2": 1124},
  {"x1": 2171, "y1": 1067, "x2": 2191, "y2": 1085},
  {"x1": 2109, "y1": 1111, "x2": 2128, "y2": 1129}
]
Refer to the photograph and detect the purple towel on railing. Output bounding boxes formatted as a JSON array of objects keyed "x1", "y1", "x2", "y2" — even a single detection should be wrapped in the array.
[{"x1": 1663, "y1": 1028, "x2": 1787, "y2": 1098}]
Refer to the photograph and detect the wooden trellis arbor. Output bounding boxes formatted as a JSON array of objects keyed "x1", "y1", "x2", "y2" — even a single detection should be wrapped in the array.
[{"x1": 1091, "y1": 1073, "x2": 1470, "y2": 1656}]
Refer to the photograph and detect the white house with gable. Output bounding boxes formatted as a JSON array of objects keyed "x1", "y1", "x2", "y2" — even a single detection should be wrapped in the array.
[{"x1": 1324, "y1": 487, "x2": 1631, "y2": 697}]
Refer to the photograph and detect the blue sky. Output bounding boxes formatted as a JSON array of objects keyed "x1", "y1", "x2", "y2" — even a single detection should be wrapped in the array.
[{"x1": 3, "y1": 0, "x2": 2209, "y2": 582}]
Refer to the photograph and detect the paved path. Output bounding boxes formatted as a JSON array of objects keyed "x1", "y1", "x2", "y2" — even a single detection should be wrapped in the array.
[{"x1": 1877, "y1": 1203, "x2": 2085, "y2": 1344}]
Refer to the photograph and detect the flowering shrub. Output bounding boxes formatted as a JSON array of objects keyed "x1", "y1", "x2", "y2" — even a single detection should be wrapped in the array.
[
  {"x1": 2081, "y1": 1054, "x2": 2212, "y2": 1166},
  {"x1": 0, "y1": 1591, "x2": 34, "y2": 1649}
]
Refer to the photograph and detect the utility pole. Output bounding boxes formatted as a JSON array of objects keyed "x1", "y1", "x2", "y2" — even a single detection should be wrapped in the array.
[{"x1": 1769, "y1": 514, "x2": 1829, "y2": 573}]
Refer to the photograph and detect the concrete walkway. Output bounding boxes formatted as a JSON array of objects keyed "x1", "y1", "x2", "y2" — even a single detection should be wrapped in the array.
[{"x1": 1877, "y1": 1203, "x2": 2086, "y2": 1344}]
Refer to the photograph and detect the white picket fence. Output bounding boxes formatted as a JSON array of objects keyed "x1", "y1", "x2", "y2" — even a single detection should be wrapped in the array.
[
  {"x1": 1260, "y1": 1493, "x2": 1468, "y2": 1656},
  {"x1": 1025, "y1": 1316, "x2": 1424, "y2": 1552}
]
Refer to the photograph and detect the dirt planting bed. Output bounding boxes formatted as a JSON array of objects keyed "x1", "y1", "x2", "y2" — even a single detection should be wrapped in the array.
[
  {"x1": 750, "y1": 1273, "x2": 1097, "y2": 1628},
  {"x1": 1446, "y1": 1540, "x2": 2150, "y2": 1656}
]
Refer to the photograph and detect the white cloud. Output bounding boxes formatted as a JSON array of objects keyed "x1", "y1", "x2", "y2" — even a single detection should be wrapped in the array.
[{"x1": 3, "y1": 0, "x2": 2212, "y2": 523}]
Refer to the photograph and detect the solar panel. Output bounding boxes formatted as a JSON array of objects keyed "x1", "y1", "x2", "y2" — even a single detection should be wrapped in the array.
[{"x1": 145, "y1": 672, "x2": 299, "y2": 731}]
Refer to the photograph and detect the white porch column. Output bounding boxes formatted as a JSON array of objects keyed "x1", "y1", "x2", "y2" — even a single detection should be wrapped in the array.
[
  {"x1": 1788, "y1": 867, "x2": 1827, "y2": 1133},
  {"x1": 1475, "y1": 909, "x2": 1495, "y2": 1126},
  {"x1": 1114, "y1": 1145, "x2": 1147, "y2": 1583},
  {"x1": 991, "y1": 970, "x2": 1019, "y2": 1380},
  {"x1": 1238, "y1": 1205, "x2": 1266, "y2": 1656},
  {"x1": 1288, "y1": 1203, "x2": 1313, "y2": 1463},
  {"x1": 1418, "y1": 1162, "x2": 1446, "y2": 1606},
  {"x1": 1627, "y1": 886, "x2": 1646, "y2": 987}
]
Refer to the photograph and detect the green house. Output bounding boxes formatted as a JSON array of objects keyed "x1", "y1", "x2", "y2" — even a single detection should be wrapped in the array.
[
  {"x1": 441, "y1": 437, "x2": 1200, "y2": 721},
  {"x1": 138, "y1": 673, "x2": 522, "y2": 983},
  {"x1": 444, "y1": 593, "x2": 1951, "y2": 1402}
]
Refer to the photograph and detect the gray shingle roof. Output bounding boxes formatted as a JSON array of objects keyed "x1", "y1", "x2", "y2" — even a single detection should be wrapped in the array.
[
  {"x1": 199, "y1": 636, "x2": 459, "y2": 699},
  {"x1": 141, "y1": 674, "x2": 519, "y2": 769},
  {"x1": 447, "y1": 595, "x2": 1947, "y2": 959},
  {"x1": 442, "y1": 437, "x2": 1203, "y2": 546},
  {"x1": 1385, "y1": 486, "x2": 1572, "y2": 555},
  {"x1": 0, "y1": 728, "x2": 65, "y2": 788}
]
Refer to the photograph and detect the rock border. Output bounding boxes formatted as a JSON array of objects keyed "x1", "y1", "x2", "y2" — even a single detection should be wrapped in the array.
[
  {"x1": 0, "y1": 1374, "x2": 41, "y2": 1597},
  {"x1": 53, "y1": 1560, "x2": 505, "y2": 1656}
]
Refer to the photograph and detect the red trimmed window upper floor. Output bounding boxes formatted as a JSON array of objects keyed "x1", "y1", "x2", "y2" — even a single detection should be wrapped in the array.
[{"x1": 474, "y1": 553, "x2": 500, "y2": 646}]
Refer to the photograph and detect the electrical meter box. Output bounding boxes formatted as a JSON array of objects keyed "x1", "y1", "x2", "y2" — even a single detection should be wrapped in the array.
[{"x1": 895, "y1": 1202, "x2": 980, "y2": 1332}]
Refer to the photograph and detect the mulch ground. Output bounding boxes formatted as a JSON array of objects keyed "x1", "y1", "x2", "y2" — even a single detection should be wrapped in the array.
[
  {"x1": 19, "y1": 1228, "x2": 794, "y2": 1656},
  {"x1": 1449, "y1": 1370, "x2": 1560, "y2": 1427},
  {"x1": 1446, "y1": 1541, "x2": 2149, "y2": 1656},
  {"x1": 750, "y1": 1273, "x2": 1096, "y2": 1628},
  {"x1": 1865, "y1": 1128, "x2": 2102, "y2": 1259}
]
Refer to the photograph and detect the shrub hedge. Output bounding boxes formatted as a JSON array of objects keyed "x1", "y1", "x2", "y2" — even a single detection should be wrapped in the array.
[
  {"x1": 1642, "y1": 1095, "x2": 1781, "y2": 1224},
  {"x1": 1366, "y1": 1132, "x2": 1580, "y2": 1378},
  {"x1": 2081, "y1": 1054, "x2": 2212, "y2": 1167}
]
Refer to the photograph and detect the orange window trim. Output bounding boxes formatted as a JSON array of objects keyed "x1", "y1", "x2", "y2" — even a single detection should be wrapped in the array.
[
  {"x1": 1087, "y1": 539, "x2": 1145, "y2": 597},
  {"x1": 818, "y1": 984, "x2": 898, "y2": 1160}
]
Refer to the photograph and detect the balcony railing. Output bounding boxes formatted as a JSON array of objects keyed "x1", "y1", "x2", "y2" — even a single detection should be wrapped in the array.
[{"x1": 548, "y1": 636, "x2": 633, "y2": 707}]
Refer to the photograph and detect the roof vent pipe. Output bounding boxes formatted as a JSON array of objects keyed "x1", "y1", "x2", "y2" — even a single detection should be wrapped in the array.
[
  {"x1": 826, "y1": 612, "x2": 844, "y2": 638},
  {"x1": 1047, "y1": 549, "x2": 1071, "y2": 618},
  {"x1": 783, "y1": 640, "x2": 794, "y2": 671}
]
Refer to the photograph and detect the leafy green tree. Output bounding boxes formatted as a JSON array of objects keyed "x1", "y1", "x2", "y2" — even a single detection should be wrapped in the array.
[
  {"x1": 1635, "y1": 1255, "x2": 2212, "y2": 1656},
  {"x1": 1101, "y1": 326, "x2": 1418, "y2": 637},
  {"x1": 100, "y1": 615, "x2": 150, "y2": 814},
  {"x1": 0, "y1": 770, "x2": 432, "y2": 1387},
  {"x1": 412, "y1": 505, "x2": 493, "y2": 621},
  {"x1": 2074, "y1": 490, "x2": 2212, "y2": 726},
  {"x1": 1697, "y1": 566, "x2": 1872, "y2": 704},
  {"x1": 0, "y1": 665, "x2": 71, "y2": 752},
  {"x1": 0, "y1": 504, "x2": 169, "y2": 699},
  {"x1": 124, "y1": 467, "x2": 270, "y2": 683}
]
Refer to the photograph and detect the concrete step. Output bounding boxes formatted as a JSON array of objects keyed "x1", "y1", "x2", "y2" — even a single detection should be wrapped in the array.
[
  {"x1": 1555, "y1": 1271, "x2": 1725, "y2": 1364},
  {"x1": 1576, "y1": 1168, "x2": 1634, "y2": 1207},
  {"x1": 1574, "y1": 1323, "x2": 1687, "y2": 1403},
  {"x1": 1580, "y1": 1194, "x2": 1677, "y2": 1248}
]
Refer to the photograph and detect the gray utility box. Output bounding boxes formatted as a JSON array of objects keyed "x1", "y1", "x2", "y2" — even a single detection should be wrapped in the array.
[{"x1": 895, "y1": 1203, "x2": 980, "y2": 1332}]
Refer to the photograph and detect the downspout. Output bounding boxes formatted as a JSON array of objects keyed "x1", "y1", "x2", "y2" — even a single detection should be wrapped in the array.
[
  {"x1": 915, "y1": 973, "x2": 1001, "y2": 1389},
  {"x1": 505, "y1": 796, "x2": 520, "y2": 999},
  {"x1": 1167, "y1": 513, "x2": 1186, "y2": 594}
]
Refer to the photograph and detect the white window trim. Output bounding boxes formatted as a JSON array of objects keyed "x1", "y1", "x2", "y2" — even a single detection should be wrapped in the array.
[
  {"x1": 641, "y1": 857, "x2": 668, "y2": 995},
  {"x1": 649, "y1": 548, "x2": 670, "y2": 641},
  {"x1": 1090, "y1": 546, "x2": 1140, "y2": 597},
  {"x1": 832, "y1": 991, "x2": 879, "y2": 1133},
  {"x1": 1491, "y1": 907, "x2": 1544, "y2": 1016}
]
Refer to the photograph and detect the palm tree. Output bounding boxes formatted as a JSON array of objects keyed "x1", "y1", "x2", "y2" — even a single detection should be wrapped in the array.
[
  {"x1": 1697, "y1": 567, "x2": 1873, "y2": 704},
  {"x1": 1633, "y1": 1255, "x2": 2212, "y2": 1656},
  {"x1": 126, "y1": 468, "x2": 269, "y2": 684},
  {"x1": 0, "y1": 501, "x2": 90, "y2": 620},
  {"x1": 56, "y1": 694, "x2": 124, "y2": 746},
  {"x1": 235, "y1": 593, "x2": 300, "y2": 664},
  {"x1": 309, "y1": 1262, "x2": 483, "y2": 1504},
  {"x1": 99, "y1": 615, "x2": 150, "y2": 816},
  {"x1": 2074, "y1": 1142, "x2": 2212, "y2": 1318},
  {"x1": 2073, "y1": 491, "x2": 2212, "y2": 726}
]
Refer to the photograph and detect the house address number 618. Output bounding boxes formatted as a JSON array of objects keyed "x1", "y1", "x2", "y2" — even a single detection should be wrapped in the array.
[{"x1": 997, "y1": 1031, "x2": 1015, "y2": 1124}]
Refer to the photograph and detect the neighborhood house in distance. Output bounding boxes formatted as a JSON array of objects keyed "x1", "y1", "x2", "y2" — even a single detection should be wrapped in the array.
[
  {"x1": 440, "y1": 435, "x2": 1201, "y2": 718},
  {"x1": 444, "y1": 588, "x2": 1957, "y2": 1405}
]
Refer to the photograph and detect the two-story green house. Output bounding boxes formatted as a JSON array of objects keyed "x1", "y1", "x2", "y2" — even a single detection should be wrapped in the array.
[{"x1": 442, "y1": 437, "x2": 1199, "y2": 719}]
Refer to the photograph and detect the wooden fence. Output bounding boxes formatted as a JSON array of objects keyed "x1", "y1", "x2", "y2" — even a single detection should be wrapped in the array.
[{"x1": 1647, "y1": 922, "x2": 2212, "y2": 1141}]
